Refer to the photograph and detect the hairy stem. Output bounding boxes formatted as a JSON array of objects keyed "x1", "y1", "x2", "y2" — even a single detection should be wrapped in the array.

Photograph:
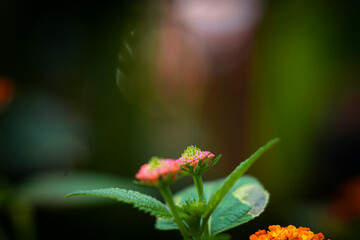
[
  {"x1": 193, "y1": 175, "x2": 210, "y2": 238},
  {"x1": 193, "y1": 175, "x2": 204, "y2": 200},
  {"x1": 159, "y1": 185, "x2": 191, "y2": 240}
]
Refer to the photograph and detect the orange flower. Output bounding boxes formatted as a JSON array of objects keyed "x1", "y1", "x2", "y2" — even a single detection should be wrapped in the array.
[{"x1": 249, "y1": 225, "x2": 330, "y2": 240}]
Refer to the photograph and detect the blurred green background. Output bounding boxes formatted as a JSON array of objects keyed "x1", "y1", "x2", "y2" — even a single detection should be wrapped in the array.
[{"x1": 0, "y1": 0, "x2": 359, "y2": 239}]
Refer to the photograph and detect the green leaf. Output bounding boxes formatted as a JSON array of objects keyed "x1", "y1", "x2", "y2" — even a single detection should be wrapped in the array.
[
  {"x1": 155, "y1": 179, "x2": 222, "y2": 231},
  {"x1": 155, "y1": 217, "x2": 179, "y2": 230},
  {"x1": 204, "y1": 138, "x2": 278, "y2": 219},
  {"x1": 65, "y1": 188, "x2": 172, "y2": 219},
  {"x1": 155, "y1": 176, "x2": 268, "y2": 235},
  {"x1": 209, "y1": 176, "x2": 268, "y2": 234}
]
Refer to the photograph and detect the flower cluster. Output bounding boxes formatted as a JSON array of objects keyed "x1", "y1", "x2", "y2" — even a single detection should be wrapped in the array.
[
  {"x1": 177, "y1": 145, "x2": 215, "y2": 170},
  {"x1": 249, "y1": 225, "x2": 329, "y2": 240},
  {"x1": 135, "y1": 146, "x2": 216, "y2": 185},
  {"x1": 135, "y1": 157, "x2": 180, "y2": 186}
]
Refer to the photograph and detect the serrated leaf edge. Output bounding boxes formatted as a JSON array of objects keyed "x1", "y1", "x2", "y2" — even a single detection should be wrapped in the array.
[{"x1": 65, "y1": 188, "x2": 172, "y2": 219}]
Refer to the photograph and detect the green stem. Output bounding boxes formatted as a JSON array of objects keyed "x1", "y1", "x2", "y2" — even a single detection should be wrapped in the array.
[
  {"x1": 193, "y1": 175, "x2": 210, "y2": 238},
  {"x1": 204, "y1": 223, "x2": 210, "y2": 238},
  {"x1": 200, "y1": 215, "x2": 210, "y2": 235},
  {"x1": 159, "y1": 185, "x2": 191, "y2": 240},
  {"x1": 193, "y1": 175, "x2": 204, "y2": 200}
]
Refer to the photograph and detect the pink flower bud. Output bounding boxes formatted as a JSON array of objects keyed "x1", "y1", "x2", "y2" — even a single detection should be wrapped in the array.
[
  {"x1": 135, "y1": 157, "x2": 180, "y2": 186},
  {"x1": 177, "y1": 146, "x2": 215, "y2": 168}
]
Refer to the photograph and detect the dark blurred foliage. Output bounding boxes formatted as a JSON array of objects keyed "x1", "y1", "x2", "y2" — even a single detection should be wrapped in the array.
[{"x1": 0, "y1": 0, "x2": 359, "y2": 239}]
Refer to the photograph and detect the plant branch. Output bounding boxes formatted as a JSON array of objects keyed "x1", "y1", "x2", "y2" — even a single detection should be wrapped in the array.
[
  {"x1": 193, "y1": 175, "x2": 204, "y2": 200},
  {"x1": 193, "y1": 174, "x2": 211, "y2": 238},
  {"x1": 159, "y1": 185, "x2": 191, "y2": 240}
]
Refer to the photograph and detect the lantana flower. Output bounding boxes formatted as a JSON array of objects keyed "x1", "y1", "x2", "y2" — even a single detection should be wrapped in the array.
[
  {"x1": 177, "y1": 146, "x2": 216, "y2": 174},
  {"x1": 249, "y1": 225, "x2": 329, "y2": 240},
  {"x1": 135, "y1": 157, "x2": 180, "y2": 186}
]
